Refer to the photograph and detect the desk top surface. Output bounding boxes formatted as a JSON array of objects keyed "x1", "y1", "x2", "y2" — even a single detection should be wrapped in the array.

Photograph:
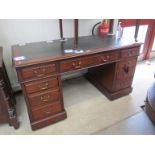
[{"x1": 12, "y1": 35, "x2": 141, "y2": 68}]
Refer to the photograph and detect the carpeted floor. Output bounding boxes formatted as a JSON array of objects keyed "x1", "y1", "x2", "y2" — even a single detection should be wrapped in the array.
[{"x1": 0, "y1": 59, "x2": 155, "y2": 134}]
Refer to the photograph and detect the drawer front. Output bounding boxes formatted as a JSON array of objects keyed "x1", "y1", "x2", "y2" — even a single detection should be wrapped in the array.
[
  {"x1": 60, "y1": 59, "x2": 79, "y2": 73},
  {"x1": 60, "y1": 52, "x2": 120, "y2": 73},
  {"x1": 28, "y1": 89, "x2": 60, "y2": 108},
  {"x1": 80, "y1": 56, "x2": 98, "y2": 68},
  {"x1": 96, "y1": 52, "x2": 120, "y2": 64},
  {"x1": 116, "y1": 58, "x2": 137, "y2": 80},
  {"x1": 81, "y1": 52, "x2": 119, "y2": 67},
  {"x1": 21, "y1": 63, "x2": 57, "y2": 81},
  {"x1": 60, "y1": 57, "x2": 95, "y2": 73},
  {"x1": 24, "y1": 77, "x2": 59, "y2": 94},
  {"x1": 31, "y1": 101, "x2": 62, "y2": 121},
  {"x1": 117, "y1": 58, "x2": 137, "y2": 68},
  {"x1": 121, "y1": 47, "x2": 140, "y2": 58}
]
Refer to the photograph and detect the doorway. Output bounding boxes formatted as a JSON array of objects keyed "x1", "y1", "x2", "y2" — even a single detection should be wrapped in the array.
[{"x1": 119, "y1": 19, "x2": 155, "y2": 60}]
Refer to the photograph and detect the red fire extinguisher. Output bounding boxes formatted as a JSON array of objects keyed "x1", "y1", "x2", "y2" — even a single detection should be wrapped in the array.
[
  {"x1": 92, "y1": 19, "x2": 109, "y2": 37},
  {"x1": 98, "y1": 20, "x2": 109, "y2": 37}
]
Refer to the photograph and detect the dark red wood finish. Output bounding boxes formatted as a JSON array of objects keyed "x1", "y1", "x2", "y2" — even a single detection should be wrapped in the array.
[{"x1": 12, "y1": 35, "x2": 141, "y2": 130}]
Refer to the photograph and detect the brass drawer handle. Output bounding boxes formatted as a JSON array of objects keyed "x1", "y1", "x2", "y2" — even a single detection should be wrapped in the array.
[
  {"x1": 72, "y1": 61, "x2": 82, "y2": 69},
  {"x1": 44, "y1": 110, "x2": 51, "y2": 115},
  {"x1": 101, "y1": 55, "x2": 110, "y2": 62},
  {"x1": 78, "y1": 61, "x2": 82, "y2": 65},
  {"x1": 75, "y1": 61, "x2": 82, "y2": 69},
  {"x1": 33, "y1": 68, "x2": 46, "y2": 77},
  {"x1": 39, "y1": 82, "x2": 49, "y2": 90},
  {"x1": 101, "y1": 57, "x2": 107, "y2": 62},
  {"x1": 35, "y1": 73, "x2": 45, "y2": 77},
  {"x1": 40, "y1": 95, "x2": 50, "y2": 102},
  {"x1": 72, "y1": 62, "x2": 76, "y2": 67}
]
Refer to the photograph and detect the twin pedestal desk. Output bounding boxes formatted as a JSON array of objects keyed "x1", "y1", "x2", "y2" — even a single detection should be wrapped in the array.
[{"x1": 12, "y1": 36, "x2": 141, "y2": 130}]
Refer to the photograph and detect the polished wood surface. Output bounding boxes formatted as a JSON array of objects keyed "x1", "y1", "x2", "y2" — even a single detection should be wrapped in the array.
[
  {"x1": 0, "y1": 48, "x2": 19, "y2": 129},
  {"x1": 12, "y1": 35, "x2": 141, "y2": 130},
  {"x1": 20, "y1": 63, "x2": 57, "y2": 81},
  {"x1": 24, "y1": 77, "x2": 59, "y2": 94}
]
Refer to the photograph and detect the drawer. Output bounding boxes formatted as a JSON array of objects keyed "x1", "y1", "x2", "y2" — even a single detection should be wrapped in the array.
[
  {"x1": 31, "y1": 101, "x2": 62, "y2": 121},
  {"x1": 121, "y1": 47, "x2": 140, "y2": 58},
  {"x1": 60, "y1": 59, "x2": 82, "y2": 73},
  {"x1": 96, "y1": 52, "x2": 120, "y2": 64},
  {"x1": 80, "y1": 56, "x2": 98, "y2": 68},
  {"x1": 116, "y1": 58, "x2": 137, "y2": 80},
  {"x1": 60, "y1": 52, "x2": 120, "y2": 73},
  {"x1": 24, "y1": 77, "x2": 59, "y2": 94},
  {"x1": 60, "y1": 57, "x2": 97, "y2": 73},
  {"x1": 117, "y1": 58, "x2": 137, "y2": 69},
  {"x1": 28, "y1": 89, "x2": 60, "y2": 108},
  {"x1": 81, "y1": 52, "x2": 119, "y2": 67},
  {"x1": 20, "y1": 63, "x2": 57, "y2": 81}
]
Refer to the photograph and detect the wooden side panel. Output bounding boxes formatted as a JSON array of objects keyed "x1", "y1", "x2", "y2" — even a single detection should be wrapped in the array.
[{"x1": 0, "y1": 59, "x2": 19, "y2": 129}]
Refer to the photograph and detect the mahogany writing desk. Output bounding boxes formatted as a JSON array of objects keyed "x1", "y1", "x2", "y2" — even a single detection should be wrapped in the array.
[{"x1": 12, "y1": 35, "x2": 141, "y2": 130}]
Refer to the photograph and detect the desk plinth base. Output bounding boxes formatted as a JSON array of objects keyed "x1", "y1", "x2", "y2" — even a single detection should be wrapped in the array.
[
  {"x1": 85, "y1": 74, "x2": 132, "y2": 100},
  {"x1": 31, "y1": 110, "x2": 67, "y2": 130}
]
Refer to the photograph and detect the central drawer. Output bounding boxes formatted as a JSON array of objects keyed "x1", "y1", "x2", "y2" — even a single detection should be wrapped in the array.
[
  {"x1": 28, "y1": 89, "x2": 60, "y2": 108},
  {"x1": 60, "y1": 52, "x2": 120, "y2": 73},
  {"x1": 60, "y1": 57, "x2": 98, "y2": 73},
  {"x1": 24, "y1": 77, "x2": 59, "y2": 94}
]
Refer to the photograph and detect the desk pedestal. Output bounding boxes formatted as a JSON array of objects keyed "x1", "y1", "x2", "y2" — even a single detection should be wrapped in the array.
[{"x1": 86, "y1": 58, "x2": 136, "y2": 100}]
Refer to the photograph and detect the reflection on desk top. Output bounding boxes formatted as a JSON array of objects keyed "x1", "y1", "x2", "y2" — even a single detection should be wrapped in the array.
[{"x1": 12, "y1": 35, "x2": 141, "y2": 68}]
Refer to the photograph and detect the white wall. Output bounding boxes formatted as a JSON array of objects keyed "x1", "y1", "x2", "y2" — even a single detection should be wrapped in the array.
[{"x1": 0, "y1": 19, "x2": 117, "y2": 90}]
